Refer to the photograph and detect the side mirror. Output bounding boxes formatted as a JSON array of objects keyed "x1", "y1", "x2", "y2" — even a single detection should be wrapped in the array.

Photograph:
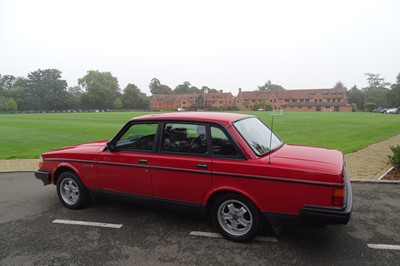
[{"x1": 107, "y1": 141, "x2": 116, "y2": 152}]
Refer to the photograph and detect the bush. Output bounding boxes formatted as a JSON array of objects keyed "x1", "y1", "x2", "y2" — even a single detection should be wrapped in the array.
[
  {"x1": 364, "y1": 102, "x2": 377, "y2": 112},
  {"x1": 388, "y1": 145, "x2": 400, "y2": 172}
]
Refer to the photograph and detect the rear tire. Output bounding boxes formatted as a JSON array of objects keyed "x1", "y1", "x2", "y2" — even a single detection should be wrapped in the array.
[
  {"x1": 56, "y1": 171, "x2": 89, "y2": 209},
  {"x1": 211, "y1": 193, "x2": 263, "y2": 242}
]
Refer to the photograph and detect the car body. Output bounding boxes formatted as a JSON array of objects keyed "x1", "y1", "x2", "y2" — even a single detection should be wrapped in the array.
[
  {"x1": 385, "y1": 108, "x2": 398, "y2": 114},
  {"x1": 35, "y1": 112, "x2": 352, "y2": 242}
]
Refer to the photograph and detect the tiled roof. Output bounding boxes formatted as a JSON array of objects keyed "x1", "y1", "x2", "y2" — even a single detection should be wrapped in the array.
[
  {"x1": 238, "y1": 88, "x2": 347, "y2": 100},
  {"x1": 151, "y1": 92, "x2": 234, "y2": 102}
]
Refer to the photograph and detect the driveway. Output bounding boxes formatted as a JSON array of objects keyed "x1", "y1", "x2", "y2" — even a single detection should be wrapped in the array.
[{"x1": 1, "y1": 172, "x2": 399, "y2": 265}]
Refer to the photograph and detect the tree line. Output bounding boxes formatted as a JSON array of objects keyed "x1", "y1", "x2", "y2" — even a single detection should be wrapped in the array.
[
  {"x1": 344, "y1": 73, "x2": 400, "y2": 112},
  {"x1": 0, "y1": 69, "x2": 149, "y2": 112},
  {"x1": 1, "y1": 69, "x2": 399, "y2": 112}
]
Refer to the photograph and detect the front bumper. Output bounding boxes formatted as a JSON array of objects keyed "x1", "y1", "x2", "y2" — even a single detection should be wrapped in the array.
[{"x1": 35, "y1": 170, "x2": 51, "y2": 186}]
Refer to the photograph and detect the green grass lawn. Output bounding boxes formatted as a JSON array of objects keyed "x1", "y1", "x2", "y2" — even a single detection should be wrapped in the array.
[{"x1": 1, "y1": 111, "x2": 400, "y2": 159}]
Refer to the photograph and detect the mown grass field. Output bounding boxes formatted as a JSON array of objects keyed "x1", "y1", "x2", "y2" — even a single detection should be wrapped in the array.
[{"x1": 1, "y1": 111, "x2": 400, "y2": 159}]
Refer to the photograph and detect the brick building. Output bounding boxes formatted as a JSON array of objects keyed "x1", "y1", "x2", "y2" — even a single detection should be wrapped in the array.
[
  {"x1": 150, "y1": 88, "x2": 352, "y2": 112},
  {"x1": 150, "y1": 91, "x2": 235, "y2": 111},
  {"x1": 235, "y1": 88, "x2": 352, "y2": 112}
]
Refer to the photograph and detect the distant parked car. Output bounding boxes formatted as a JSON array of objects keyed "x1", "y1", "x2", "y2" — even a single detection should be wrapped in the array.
[
  {"x1": 35, "y1": 112, "x2": 352, "y2": 242},
  {"x1": 386, "y1": 108, "x2": 398, "y2": 114}
]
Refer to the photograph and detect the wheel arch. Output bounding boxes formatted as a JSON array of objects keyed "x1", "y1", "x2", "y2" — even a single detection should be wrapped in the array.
[
  {"x1": 204, "y1": 187, "x2": 262, "y2": 214},
  {"x1": 53, "y1": 164, "x2": 82, "y2": 186}
]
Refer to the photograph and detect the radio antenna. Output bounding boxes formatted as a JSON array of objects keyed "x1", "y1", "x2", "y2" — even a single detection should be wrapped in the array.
[{"x1": 268, "y1": 109, "x2": 283, "y2": 164}]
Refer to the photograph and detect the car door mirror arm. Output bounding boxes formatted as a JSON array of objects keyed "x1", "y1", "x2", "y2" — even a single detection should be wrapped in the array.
[{"x1": 107, "y1": 141, "x2": 116, "y2": 152}]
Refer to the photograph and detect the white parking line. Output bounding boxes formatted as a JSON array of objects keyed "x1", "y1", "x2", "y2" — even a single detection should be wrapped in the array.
[
  {"x1": 367, "y1": 244, "x2": 400, "y2": 250},
  {"x1": 53, "y1": 219, "x2": 123, "y2": 229},
  {"x1": 189, "y1": 231, "x2": 278, "y2": 242}
]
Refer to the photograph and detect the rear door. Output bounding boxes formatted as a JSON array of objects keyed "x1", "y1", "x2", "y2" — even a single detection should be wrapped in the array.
[{"x1": 151, "y1": 122, "x2": 212, "y2": 205}]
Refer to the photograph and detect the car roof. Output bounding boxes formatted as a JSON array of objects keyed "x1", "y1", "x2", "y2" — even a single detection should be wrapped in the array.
[{"x1": 131, "y1": 112, "x2": 254, "y2": 124}]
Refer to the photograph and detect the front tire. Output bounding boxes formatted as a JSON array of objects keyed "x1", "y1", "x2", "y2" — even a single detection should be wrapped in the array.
[
  {"x1": 56, "y1": 171, "x2": 89, "y2": 209},
  {"x1": 211, "y1": 193, "x2": 263, "y2": 242}
]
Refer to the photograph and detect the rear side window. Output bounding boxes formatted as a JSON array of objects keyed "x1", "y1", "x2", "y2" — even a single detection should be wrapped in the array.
[
  {"x1": 210, "y1": 126, "x2": 238, "y2": 158},
  {"x1": 161, "y1": 123, "x2": 208, "y2": 155}
]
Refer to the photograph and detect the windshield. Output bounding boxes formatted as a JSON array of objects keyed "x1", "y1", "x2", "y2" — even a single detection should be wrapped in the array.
[{"x1": 234, "y1": 117, "x2": 283, "y2": 156}]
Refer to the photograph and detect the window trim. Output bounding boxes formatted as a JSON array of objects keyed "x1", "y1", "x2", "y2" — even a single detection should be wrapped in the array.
[
  {"x1": 209, "y1": 124, "x2": 246, "y2": 160},
  {"x1": 109, "y1": 121, "x2": 160, "y2": 153}
]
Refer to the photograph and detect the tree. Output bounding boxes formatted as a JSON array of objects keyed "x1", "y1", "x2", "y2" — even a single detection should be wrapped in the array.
[
  {"x1": 112, "y1": 98, "x2": 122, "y2": 109},
  {"x1": 362, "y1": 73, "x2": 390, "y2": 108},
  {"x1": 9, "y1": 77, "x2": 39, "y2": 111},
  {"x1": 79, "y1": 70, "x2": 120, "y2": 109},
  {"x1": 364, "y1": 73, "x2": 391, "y2": 88},
  {"x1": 334, "y1": 81, "x2": 346, "y2": 89},
  {"x1": 5, "y1": 98, "x2": 18, "y2": 112},
  {"x1": 0, "y1": 74, "x2": 16, "y2": 95},
  {"x1": 149, "y1": 78, "x2": 172, "y2": 94},
  {"x1": 388, "y1": 72, "x2": 400, "y2": 107},
  {"x1": 347, "y1": 85, "x2": 365, "y2": 111},
  {"x1": 258, "y1": 80, "x2": 285, "y2": 91},
  {"x1": 172, "y1": 81, "x2": 199, "y2": 94},
  {"x1": 122, "y1": 83, "x2": 149, "y2": 109},
  {"x1": 365, "y1": 87, "x2": 389, "y2": 107},
  {"x1": 201, "y1": 86, "x2": 219, "y2": 93},
  {"x1": 26, "y1": 69, "x2": 69, "y2": 111},
  {"x1": 67, "y1": 86, "x2": 83, "y2": 109}
]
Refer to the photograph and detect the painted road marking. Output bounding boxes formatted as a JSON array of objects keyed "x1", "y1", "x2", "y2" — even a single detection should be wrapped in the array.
[
  {"x1": 53, "y1": 219, "x2": 123, "y2": 229},
  {"x1": 189, "y1": 231, "x2": 278, "y2": 242},
  {"x1": 367, "y1": 244, "x2": 400, "y2": 250}
]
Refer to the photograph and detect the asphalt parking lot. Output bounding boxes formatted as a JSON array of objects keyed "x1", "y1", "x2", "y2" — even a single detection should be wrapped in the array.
[{"x1": 1, "y1": 172, "x2": 399, "y2": 265}]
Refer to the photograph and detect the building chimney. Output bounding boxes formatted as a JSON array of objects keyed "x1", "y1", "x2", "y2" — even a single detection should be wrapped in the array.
[
  {"x1": 220, "y1": 90, "x2": 223, "y2": 93},
  {"x1": 239, "y1": 88, "x2": 242, "y2": 93}
]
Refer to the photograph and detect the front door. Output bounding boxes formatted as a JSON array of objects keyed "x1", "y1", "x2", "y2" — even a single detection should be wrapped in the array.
[{"x1": 97, "y1": 122, "x2": 158, "y2": 198}]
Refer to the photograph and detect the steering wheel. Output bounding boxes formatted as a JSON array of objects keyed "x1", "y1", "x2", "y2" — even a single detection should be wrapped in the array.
[
  {"x1": 162, "y1": 132, "x2": 174, "y2": 151},
  {"x1": 191, "y1": 134, "x2": 207, "y2": 152}
]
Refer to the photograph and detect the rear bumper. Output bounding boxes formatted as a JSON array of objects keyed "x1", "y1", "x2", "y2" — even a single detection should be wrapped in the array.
[
  {"x1": 35, "y1": 170, "x2": 51, "y2": 186},
  {"x1": 301, "y1": 175, "x2": 353, "y2": 225},
  {"x1": 263, "y1": 175, "x2": 353, "y2": 227}
]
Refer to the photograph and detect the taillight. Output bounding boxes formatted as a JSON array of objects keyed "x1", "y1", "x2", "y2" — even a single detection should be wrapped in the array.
[
  {"x1": 332, "y1": 187, "x2": 345, "y2": 207},
  {"x1": 38, "y1": 156, "x2": 44, "y2": 169}
]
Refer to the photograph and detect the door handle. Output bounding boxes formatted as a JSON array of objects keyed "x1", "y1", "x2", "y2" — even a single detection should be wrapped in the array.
[
  {"x1": 138, "y1": 159, "x2": 148, "y2": 164},
  {"x1": 196, "y1": 163, "x2": 208, "y2": 169}
]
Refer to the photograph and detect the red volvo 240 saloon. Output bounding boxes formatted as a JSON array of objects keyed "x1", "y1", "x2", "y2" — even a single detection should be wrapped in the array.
[{"x1": 35, "y1": 112, "x2": 352, "y2": 242}]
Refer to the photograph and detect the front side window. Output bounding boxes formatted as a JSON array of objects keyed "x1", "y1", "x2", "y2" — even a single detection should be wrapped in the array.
[
  {"x1": 116, "y1": 123, "x2": 158, "y2": 151},
  {"x1": 234, "y1": 117, "x2": 282, "y2": 156},
  {"x1": 161, "y1": 123, "x2": 208, "y2": 154},
  {"x1": 210, "y1": 126, "x2": 238, "y2": 157}
]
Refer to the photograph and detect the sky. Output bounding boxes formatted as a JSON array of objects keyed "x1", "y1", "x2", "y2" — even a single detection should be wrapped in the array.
[{"x1": 1, "y1": 0, "x2": 399, "y2": 95}]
